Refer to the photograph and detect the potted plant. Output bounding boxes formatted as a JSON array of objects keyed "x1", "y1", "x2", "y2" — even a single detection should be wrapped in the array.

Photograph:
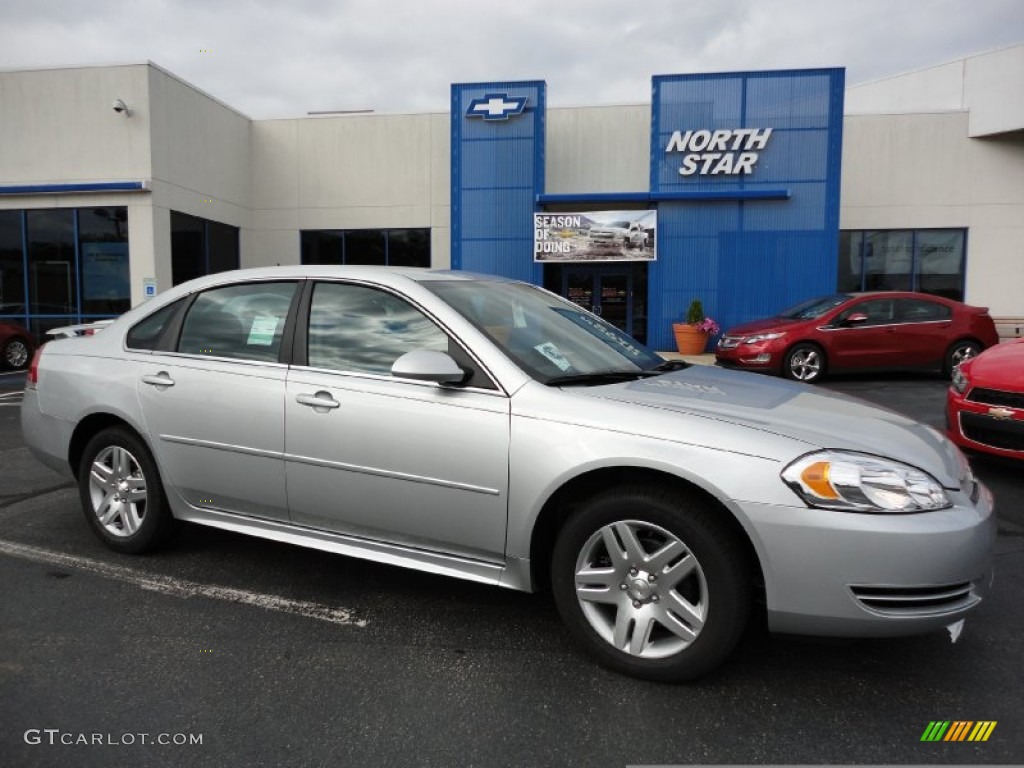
[{"x1": 672, "y1": 299, "x2": 720, "y2": 354}]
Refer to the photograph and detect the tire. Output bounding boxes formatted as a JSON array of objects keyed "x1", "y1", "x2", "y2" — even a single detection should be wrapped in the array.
[
  {"x1": 2, "y1": 337, "x2": 30, "y2": 370},
  {"x1": 77, "y1": 427, "x2": 178, "y2": 554},
  {"x1": 551, "y1": 486, "x2": 751, "y2": 682},
  {"x1": 945, "y1": 339, "x2": 981, "y2": 376},
  {"x1": 783, "y1": 343, "x2": 826, "y2": 383}
]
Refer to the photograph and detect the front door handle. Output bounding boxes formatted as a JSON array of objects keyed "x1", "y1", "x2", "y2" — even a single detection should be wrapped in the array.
[
  {"x1": 296, "y1": 391, "x2": 340, "y2": 410},
  {"x1": 141, "y1": 372, "x2": 175, "y2": 388}
]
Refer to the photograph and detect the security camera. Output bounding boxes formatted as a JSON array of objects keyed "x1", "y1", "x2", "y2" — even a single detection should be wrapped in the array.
[{"x1": 112, "y1": 99, "x2": 131, "y2": 115}]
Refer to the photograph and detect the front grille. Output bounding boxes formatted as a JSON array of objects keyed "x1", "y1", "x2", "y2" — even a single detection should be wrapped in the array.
[
  {"x1": 961, "y1": 412, "x2": 1024, "y2": 451},
  {"x1": 967, "y1": 387, "x2": 1024, "y2": 409},
  {"x1": 851, "y1": 583, "x2": 979, "y2": 616}
]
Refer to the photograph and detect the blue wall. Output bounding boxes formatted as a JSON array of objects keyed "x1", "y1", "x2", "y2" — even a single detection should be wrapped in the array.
[
  {"x1": 450, "y1": 81, "x2": 546, "y2": 284},
  {"x1": 449, "y1": 70, "x2": 844, "y2": 352},
  {"x1": 648, "y1": 69, "x2": 845, "y2": 349}
]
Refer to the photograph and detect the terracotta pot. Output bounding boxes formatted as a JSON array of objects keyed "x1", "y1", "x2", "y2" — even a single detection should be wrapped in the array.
[{"x1": 672, "y1": 323, "x2": 709, "y2": 354}]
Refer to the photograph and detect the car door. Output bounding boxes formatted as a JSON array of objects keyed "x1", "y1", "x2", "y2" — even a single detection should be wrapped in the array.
[
  {"x1": 893, "y1": 297, "x2": 953, "y2": 368},
  {"x1": 825, "y1": 297, "x2": 903, "y2": 371},
  {"x1": 284, "y1": 280, "x2": 511, "y2": 560},
  {"x1": 135, "y1": 280, "x2": 298, "y2": 521}
]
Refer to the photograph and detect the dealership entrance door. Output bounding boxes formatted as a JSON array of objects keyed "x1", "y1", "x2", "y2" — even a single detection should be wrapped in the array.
[{"x1": 545, "y1": 263, "x2": 648, "y2": 345}]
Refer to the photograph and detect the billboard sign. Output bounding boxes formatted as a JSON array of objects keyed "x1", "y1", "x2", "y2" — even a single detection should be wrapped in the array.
[{"x1": 534, "y1": 210, "x2": 656, "y2": 262}]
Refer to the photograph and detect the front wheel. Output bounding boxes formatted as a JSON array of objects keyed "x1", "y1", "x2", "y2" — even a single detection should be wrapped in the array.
[
  {"x1": 78, "y1": 427, "x2": 178, "y2": 554},
  {"x1": 551, "y1": 487, "x2": 751, "y2": 682},
  {"x1": 783, "y1": 343, "x2": 825, "y2": 383}
]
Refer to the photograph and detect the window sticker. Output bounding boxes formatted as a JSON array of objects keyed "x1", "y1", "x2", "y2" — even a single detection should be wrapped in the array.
[
  {"x1": 513, "y1": 305, "x2": 527, "y2": 328},
  {"x1": 534, "y1": 342, "x2": 572, "y2": 372},
  {"x1": 247, "y1": 316, "x2": 279, "y2": 346}
]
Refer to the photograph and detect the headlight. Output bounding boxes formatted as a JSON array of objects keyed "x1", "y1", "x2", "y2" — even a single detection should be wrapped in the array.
[
  {"x1": 781, "y1": 451, "x2": 951, "y2": 513},
  {"x1": 744, "y1": 332, "x2": 786, "y2": 344},
  {"x1": 951, "y1": 366, "x2": 970, "y2": 394}
]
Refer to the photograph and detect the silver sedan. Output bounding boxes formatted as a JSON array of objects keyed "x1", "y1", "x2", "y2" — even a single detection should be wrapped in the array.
[{"x1": 21, "y1": 267, "x2": 995, "y2": 681}]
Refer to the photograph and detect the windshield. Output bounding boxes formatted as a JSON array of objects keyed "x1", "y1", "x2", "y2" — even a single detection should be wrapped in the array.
[
  {"x1": 424, "y1": 279, "x2": 664, "y2": 383},
  {"x1": 777, "y1": 294, "x2": 851, "y2": 320}
]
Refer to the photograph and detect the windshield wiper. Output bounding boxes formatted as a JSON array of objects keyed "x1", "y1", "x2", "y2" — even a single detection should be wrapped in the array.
[
  {"x1": 546, "y1": 370, "x2": 660, "y2": 387},
  {"x1": 650, "y1": 360, "x2": 689, "y2": 372}
]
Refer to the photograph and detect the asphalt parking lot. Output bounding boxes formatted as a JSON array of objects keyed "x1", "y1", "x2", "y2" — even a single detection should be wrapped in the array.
[{"x1": 1, "y1": 368, "x2": 1021, "y2": 767}]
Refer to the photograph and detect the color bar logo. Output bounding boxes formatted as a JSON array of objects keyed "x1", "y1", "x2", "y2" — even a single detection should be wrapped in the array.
[{"x1": 921, "y1": 721, "x2": 997, "y2": 742}]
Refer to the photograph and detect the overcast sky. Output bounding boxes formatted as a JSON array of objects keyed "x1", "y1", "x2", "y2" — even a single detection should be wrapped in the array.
[{"x1": 1, "y1": 0, "x2": 1021, "y2": 118}]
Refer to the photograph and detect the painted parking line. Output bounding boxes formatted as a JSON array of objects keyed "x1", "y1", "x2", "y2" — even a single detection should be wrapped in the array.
[
  {"x1": 0, "y1": 370, "x2": 27, "y2": 377},
  {"x1": 0, "y1": 539, "x2": 368, "y2": 627}
]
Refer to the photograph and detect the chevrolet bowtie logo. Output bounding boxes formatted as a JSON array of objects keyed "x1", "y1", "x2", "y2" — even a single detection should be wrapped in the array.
[
  {"x1": 466, "y1": 93, "x2": 528, "y2": 121},
  {"x1": 988, "y1": 407, "x2": 1015, "y2": 420}
]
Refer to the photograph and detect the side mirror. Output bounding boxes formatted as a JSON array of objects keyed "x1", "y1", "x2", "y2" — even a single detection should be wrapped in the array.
[
  {"x1": 844, "y1": 313, "x2": 869, "y2": 326},
  {"x1": 391, "y1": 349, "x2": 467, "y2": 385}
]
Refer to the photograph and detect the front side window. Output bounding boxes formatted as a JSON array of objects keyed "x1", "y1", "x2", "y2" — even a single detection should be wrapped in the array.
[
  {"x1": 424, "y1": 279, "x2": 663, "y2": 383},
  {"x1": 178, "y1": 282, "x2": 296, "y2": 362},
  {"x1": 307, "y1": 282, "x2": 448, "y2": 375},
  {"x1": 836, "y1": 298, "x2": 896, "y2": 327}
]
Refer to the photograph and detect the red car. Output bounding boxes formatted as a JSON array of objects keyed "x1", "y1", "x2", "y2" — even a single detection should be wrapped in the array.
[
  {"x1": 715, "y1": 292, "x2": 999, "y2": 383},
  {"x1": 947, "y1": 338, "x2": 1024, "y2": 460},
  {"x1": 1, "y1": 320, "x2": 35, "y2": 370}
]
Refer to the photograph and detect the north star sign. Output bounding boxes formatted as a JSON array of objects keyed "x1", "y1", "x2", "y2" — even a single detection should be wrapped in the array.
[
  {"x1": 466, "y1": 93, "x2": 528, "y2": 121},
  {"x1": 665, "y1": 128, "x2": 773, "y2": 176}
]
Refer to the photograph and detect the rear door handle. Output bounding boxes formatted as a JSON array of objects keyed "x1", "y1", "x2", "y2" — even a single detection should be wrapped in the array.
[
  {"x1": 296, "y1": 391, "x2": 340, "y2": 410},
  {"x1": 141, "y1": 372, "x2": 175, "y2": 388}
]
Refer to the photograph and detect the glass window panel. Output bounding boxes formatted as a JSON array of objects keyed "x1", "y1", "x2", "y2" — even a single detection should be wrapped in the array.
[
  {"x1": 26, "y1": 209, "x2": 76, "y2": 315},
  {"x1": 386, "y1": 229, "x2": 430, "y2": 267},
  {"x1": 301, "y1": 231, "x2": 343, "y2": 265},
  {"x1": 836, "y1": 230, "x2": 863, "y2": 292},
  {"x1": 897, "y1": 298, "x2": 951, "y2": 322},
  {"x1": 0, "y1": 211, "x2": 25, "y2": 316},
  {"x1": 915, "y1": 230, "x2": 965, "y2": 301},
  {"x1": 79, "y1": 207, "x2": 130, "y2": 316},
  {"x1": 171, "y1": 211, "x2": 205, "y2": 286},
  {"x1": 343, "y1": 230, "x2": 386, "y2": 265},
  {"x1": 178, "y1": 282, "x2": 296, "y2": 362},
  {"x1": 862, "y1": 230, "x2": 913, "y2": 291},
  {"x1": 308, "y1": 282, "x2": 448, "y2": 375},
  {"x1": 208, "y1": 221, "x2": 240, "y2": 275},
  {"x1": 127, "y1": 298, "x2": 185, "y2": 351}
]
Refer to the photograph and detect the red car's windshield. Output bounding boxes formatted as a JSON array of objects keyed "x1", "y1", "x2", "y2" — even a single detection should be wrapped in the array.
[{"x1": 778, "y1": 294, "x2": 851, "y2": 320}]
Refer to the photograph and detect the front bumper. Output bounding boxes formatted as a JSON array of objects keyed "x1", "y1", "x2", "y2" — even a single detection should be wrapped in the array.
[
  {"x1": 715, "y1": 340, "x2": 783, "y2": 372},
  {"x1": 739, "y1": 485, "x2": 996, "y2": 637},
  {"x1": 947, "y1": 387, "x2": 1024, "y2": 459}
]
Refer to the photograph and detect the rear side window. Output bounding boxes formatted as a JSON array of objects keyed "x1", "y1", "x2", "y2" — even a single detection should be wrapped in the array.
[
  {"x1": 126, "y1": 299, "x2": 185, "y2": 351},
  {"x1": 898, "y1": 298, "x2": 952, "y2": 322},
  {"x1": 178, "y1": 282, "x2": 297, "y2": 362}
]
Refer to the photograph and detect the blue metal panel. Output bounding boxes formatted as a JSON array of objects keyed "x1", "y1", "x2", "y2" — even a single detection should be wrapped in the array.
[
  {"x1": 450, "y1": 81, "x2": 545, "y2": 283},
  {"x1": 0, "y1": 181, "x2": 147, "y2": 195},
  {"x1": 647, "y1": 69, "x2": 844, "y2": 350}
]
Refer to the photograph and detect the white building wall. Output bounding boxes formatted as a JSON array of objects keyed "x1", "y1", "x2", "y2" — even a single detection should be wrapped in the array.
[
  {"x1": 147, "y1": 64, "x2": 251, "y2": 232},
  {"x1": 841, "y1": 111, "x2": 1024, "y2": 317},
  {"x1": 545, "y1": 105, "x2": 651, "y2": 194},
  {"x1": 247, "y1": 111, "x2": 445, "y2": 267}
]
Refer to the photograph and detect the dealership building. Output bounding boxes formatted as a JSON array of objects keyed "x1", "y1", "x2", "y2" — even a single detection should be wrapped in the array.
[{"x1": 1, "y1": 44, "x2": 1021, "y2": 349}]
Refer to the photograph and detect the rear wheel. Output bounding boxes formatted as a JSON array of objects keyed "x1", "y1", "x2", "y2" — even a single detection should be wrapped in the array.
[
  {"x1": 2, "y1": 337, "x2": 30, "y2": 370},
  {"x1": 78, "y1": 427, "x2": 178, "y2": 553},
  {"x1": 783, "y1": 343, "x2": 825, "y2": 383},
  {"x1": 551, "y1": 486, "x2": 750, "y2": 682},
  {"x1": 945, "y1": 339, "x2": 981, "y2": 376}
]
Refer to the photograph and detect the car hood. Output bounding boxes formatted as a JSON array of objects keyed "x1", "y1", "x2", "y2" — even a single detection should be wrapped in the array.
[
  {"x1": 575, "y1": 365, "x2": 966, "y2": 487},
  {"x1": 963, "y1": 339, "x2": 1024, "y2": 391},
  {"x1": 722, "y1": 317, "x2": 806, "y2": 336}
]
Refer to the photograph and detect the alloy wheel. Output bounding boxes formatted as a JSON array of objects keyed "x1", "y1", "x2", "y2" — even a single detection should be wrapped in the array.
[
  {"x1": 572, "y1": 520, "x2": 708, "y2": 659},
  {"x1": 87, "y1": 446, "x2": 149, "y2": 537},
  {"x1": 3, "y1": 339, "x2": 28, "y2": 369},
  {"x1": 789, "y1": 348, "x2": 821, "y2": 381}
]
